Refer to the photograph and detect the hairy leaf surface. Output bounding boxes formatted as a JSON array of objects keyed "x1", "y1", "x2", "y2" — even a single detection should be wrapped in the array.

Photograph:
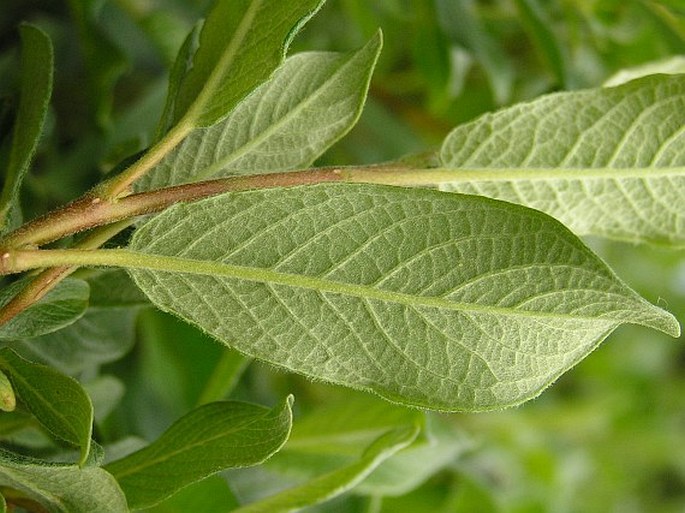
[
  {"x1": 172, "y1": 0, "x2": 325, "y2": 127},
  {"x1": 105, "y1": 397, "x2": 293, "y2": 510},
  {"x1": 140, "y1": 32, "x2": 382, "y2": 190},
  {"x1": 127, "y1": 184, "x2": 679, "y2": 411},
  {"x1": 0, "y1": 349, "x2": 93, "y2": 465},
  {"x1": 0, "y1": 24, "x2": 53, "y2": 233},
  {"x1": 440, "y1": 74, "x2": 685, "y2": 246},
  {"x1": 0, "y1": 448, "x2": 127, "y2": 513},
  {"x1": 0, "y1": 278, "x2": 89, "y2": 341}
]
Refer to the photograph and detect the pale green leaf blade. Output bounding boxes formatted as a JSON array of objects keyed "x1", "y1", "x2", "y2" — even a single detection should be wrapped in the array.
[
  {"x1": 174, "y1": 0, "x2": 325, "y2": 127},
  {"x1": 140, "y1": 32, "x2": 382, "y2": 190},
  {"x1": 604, "y1": 56, "x2": 685, "y2": 87},
  {"x1": 0, "y1": 349, "x2": 93, "y2": 466},
  {"x1": 104, "y1": 396, "x2": 293, "y2": 510},
  {"x1": 0, "y1": 278, "x2": 89, "y2": 341},
  {"x1": 0, "y1": 448, "x2": 127, "y2": 513},
  {"x1": 439, "y1": 74, "x2": 685, "y2": 246},
  {"x1": 233, "y1": 426, "x2": 418, "y2": 513},
  {"x1": 0, "y1": 24, "x2": 53, "y2": 233},
  {"x1": 126, "y1": 184, "x2": 679, "y2": 412}
]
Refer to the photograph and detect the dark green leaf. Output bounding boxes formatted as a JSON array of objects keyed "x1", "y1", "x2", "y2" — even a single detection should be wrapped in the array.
[
  {"x1": 126, "y1": 184, "x2": 678, "y2": 412},
  {"x1": 0, "y1": 24, "x2": 53, "y2": 233},
  {"x1": 105, "y1": 396, "x2": 293, "y2": 510},
  {"x1": 173, "y1": 0, "x2": 326, "y2": 127},
  {"x1": 0, "y1": 349, "x2": 93, "y2": 465}
]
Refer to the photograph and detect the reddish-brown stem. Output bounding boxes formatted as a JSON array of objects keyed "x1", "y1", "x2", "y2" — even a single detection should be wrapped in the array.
[{"x1": 0, "y1": 168, "x2": 346, "y2": 250}]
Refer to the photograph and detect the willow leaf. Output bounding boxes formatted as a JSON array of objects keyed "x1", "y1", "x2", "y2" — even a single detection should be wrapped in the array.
[
  {"x1": 0, "y1": 448, "x2": 127, "y2": 513},
  {"x1": 0, "y1": 349, "x2": 93, "y2": 466},
  {"x1": 439, "y1": 74, "x2": 685, "y2": 246},
  {"x1": 105, "y1": 397, "x2": 293, "y2": 510},
  {"x1": 126, "y1": 184, "x2": 679, "y2": 412},
  {"x1": 172, "y1": 0, "x2": 325, "y2": 127},
  {"x1": 140, "y1": 32, "x2": 382, "y2": 190}
]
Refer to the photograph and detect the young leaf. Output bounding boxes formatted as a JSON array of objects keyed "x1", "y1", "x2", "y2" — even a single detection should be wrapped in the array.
[
  {"x1": 171, "y1": 0, "x2": 326, "y2": 127},
  {"x1": 140, "y1": 32, "x2": 382, "y2": 190},
  {"x1": 232, "y1": 425, "x2": 418, "y2": 513},
  {"x1": 104, "y1": 396, "x2": 293, "y2": 510},
  {"x1": 125, "y1": 184, "x2": 679, "y2": 412},
  {"x1": 439, "y1": 74, "x2": 685, "y2": 246},
  {"x1": 0, "y1": 448, "x2": 127, "y2": 513},
  {"x1": 0, "y1": 349, "x2": 93, "y2": 466},
  {"x1": 0, "y1": 278, "x2": 89, "y2": 341},
  {"x1": 0, "y1": 24, "x2": 53, "y2": 233}
]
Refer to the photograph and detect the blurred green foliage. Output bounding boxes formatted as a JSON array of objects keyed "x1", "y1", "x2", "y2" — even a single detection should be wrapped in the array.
[{"x1": 0, "y1": 0, "x2": 683, "y2": 511}]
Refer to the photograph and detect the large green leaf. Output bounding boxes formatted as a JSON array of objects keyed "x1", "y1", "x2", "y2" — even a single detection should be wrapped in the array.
[
  {"x1": 0, "y1": 24, "x2": 53, "y2": 233},
  {"x1": 140, "y1": 32, "x2": 382, "y2": 190},
  {"x1": 125, "y1": 184, "x2": 679, "y2": 411},
  {"x1": 0, "y1": 349, "x2": 93, "y2": 465},
  {"x1": 232, "y1": 425, "x2": 419, "y2": 513},
  {"x1": 0, "y1": 278, "x2": 89, "y2": 341},
  {"x1": 439, "y1": 74, "x2": 685, "y2": 246},
  {"x1": 104, "y1": 397, "x2": 293, "y2": 510},
  {"x1": 0, "y1": 448, "x2": 127, "y2": 513},
  {"x1": 171, "y1": 0, "x2": 325, "y2": 127}
]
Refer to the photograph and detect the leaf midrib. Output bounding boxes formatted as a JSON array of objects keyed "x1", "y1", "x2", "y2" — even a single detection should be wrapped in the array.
[{"x1": 84, "y1": 249, "x2": 636, "y2": 324}]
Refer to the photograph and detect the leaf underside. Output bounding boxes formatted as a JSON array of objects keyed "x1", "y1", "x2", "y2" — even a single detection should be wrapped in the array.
[
  {"x1": 127, "y1": 184, "x2": 678, "y2": 412},
  {"x1": 440, "y1": 74, "x2": 685, "y2": 246},
  {"x1": 0, "y1": 448, "x2": 127, "y2": 513}
]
